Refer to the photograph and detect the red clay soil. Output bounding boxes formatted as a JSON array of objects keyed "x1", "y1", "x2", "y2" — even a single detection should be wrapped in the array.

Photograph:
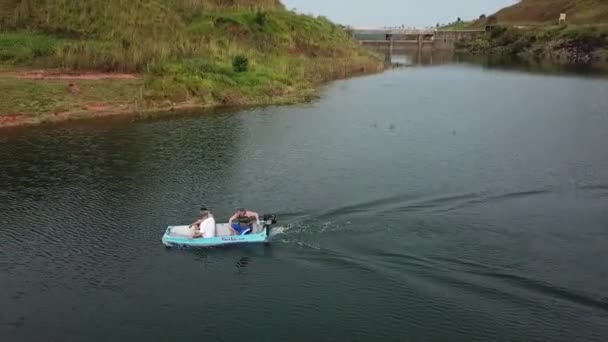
[
  {"x1": 0, "y1": 113, "x2": 32, "y2": 126},
  {"x1": 15, "y1": 70, "x2": 139, "y2": 80},
  {"x1": 86, "y1": 103, "x2": 115, "y2": 112},
  {"x1": 0, "y1": 107, "x2": 131, "y2": 128},
  {"x1": 0, "y1": 100, "x2": 211, "y2": 128}
]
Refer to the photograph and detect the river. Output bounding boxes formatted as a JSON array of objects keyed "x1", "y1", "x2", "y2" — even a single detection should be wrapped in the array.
[{"x1": 1, "y1": 53, "x2": 608, "y2": 341}]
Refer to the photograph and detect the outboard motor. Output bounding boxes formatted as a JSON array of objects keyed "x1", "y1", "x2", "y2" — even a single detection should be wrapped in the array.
[
  {"x1": 262, "y1": 214, "x2": 277, "y2": 225},
  {"x1": 262, "y1": 214, "x2": 277, "y2": 237}
]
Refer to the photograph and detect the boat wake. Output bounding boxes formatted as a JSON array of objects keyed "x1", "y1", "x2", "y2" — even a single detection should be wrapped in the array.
[{"x1": 269, "y1": 226, "x2": 288, "y2": 237}]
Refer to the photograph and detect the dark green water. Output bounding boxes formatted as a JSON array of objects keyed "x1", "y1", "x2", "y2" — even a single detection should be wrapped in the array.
[{"x1": 1, "y1": 56, "x2": 608, "y2": 341}]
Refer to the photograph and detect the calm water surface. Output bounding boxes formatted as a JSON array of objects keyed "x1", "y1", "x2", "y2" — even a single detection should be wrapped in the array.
[{"x1": 1, "y1": 55, "x2": 608, "y2": 341}]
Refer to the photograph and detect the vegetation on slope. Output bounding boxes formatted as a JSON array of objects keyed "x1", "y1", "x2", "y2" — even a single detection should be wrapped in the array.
[
  {"x1": 458, "y1": 24, "x2": 608, "y2": 63},
  {"x1": 465, "y1": 0, "x2": 608, "y2": 28},
  {"x1": 0, "y1": 0, "x2": 382, "y2": 125},
  {"x1": 440, "y1": 20, "x2": 475, "y2": 30},
  {"x1": 450, "y1": 0, "x2": 608, "y2": 65},
  {"x1": 490, "y1": 0, "x2": 608, "y2": 25}
]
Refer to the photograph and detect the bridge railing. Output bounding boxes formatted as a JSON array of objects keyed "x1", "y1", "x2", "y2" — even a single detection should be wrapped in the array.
[{"x1": 349, "y1": 26, "x2": 438, "y2": 35}]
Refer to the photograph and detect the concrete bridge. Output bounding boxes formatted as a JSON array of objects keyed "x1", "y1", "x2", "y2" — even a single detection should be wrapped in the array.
[{"x1": 349, "y1": 27, "x2": 486, "y2": 51}]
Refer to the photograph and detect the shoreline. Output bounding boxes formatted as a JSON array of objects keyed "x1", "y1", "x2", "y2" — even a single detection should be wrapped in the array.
[
  {"x1": 0, "y1": 64, "x2": 384, "y2": 129},
  {"x1": 0, "y1": 5, "x2": 386, "y2": 129},
  {"x1": 0, "y1": 93, "x2": 307, "y2": 128},
  {"x1": 455, "y1": 25, "x2": 608, "y2": 68},
  {"x1": 454, "y1": 47, "x2": 608, "y2": 69}
]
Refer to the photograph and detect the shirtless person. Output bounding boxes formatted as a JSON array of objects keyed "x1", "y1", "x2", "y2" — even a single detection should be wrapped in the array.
[{"x1": 228, "y1": 208, "x2": 260, "y2": 235}]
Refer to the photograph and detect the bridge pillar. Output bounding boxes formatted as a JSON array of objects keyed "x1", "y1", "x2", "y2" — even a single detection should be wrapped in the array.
[
  {"x1": 417, "y1": 34, "x2": 423, "y2": 50},
  {"x1": 385, "y1": 33, "x2": 393, "y2": 63}
]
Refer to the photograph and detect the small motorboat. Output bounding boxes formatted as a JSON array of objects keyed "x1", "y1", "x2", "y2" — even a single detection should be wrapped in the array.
[{"x1": 162, "y1": 214, "x2": 277, "y2": 248}]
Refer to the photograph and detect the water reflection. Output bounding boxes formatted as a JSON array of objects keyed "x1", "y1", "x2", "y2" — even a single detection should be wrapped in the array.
[
  {"x1": 384, "y1": 48, "x2": 608, "y2": 78},
  {"x1": 2, "y1": 49, "x2": 608, "y2": 342},
  {"x1": 386, "y1": 49, "x2": 457, "y2": 66},
  {"x1": 456, "y1": 54, "x2": 608, "y2": 78},
  {"x1": 0, "y1": 111, "x2": 247, "y2": 290},
  {"x1": 235, "y1": 256, "x2": 251, "y2": 271}
]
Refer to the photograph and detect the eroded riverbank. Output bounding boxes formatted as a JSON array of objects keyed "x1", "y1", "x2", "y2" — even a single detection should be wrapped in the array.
[{"x1": 0, "y1": 62, "x2": 383, "y2": 128}]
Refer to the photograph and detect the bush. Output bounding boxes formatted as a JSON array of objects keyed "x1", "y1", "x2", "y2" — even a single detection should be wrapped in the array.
[
  {"x1": 455, "y1": 34, "x2": 491, "y2": 53},
  {"x1": 254, "y1": 9, "x2": 267, "y2": 27},
  {"x1": 488, "y1": 25, "x2": 507, "y2": 39},
  {"x1": 232, "y1": 54, "x2": 249, "y2": 72},
  {"x1": 490, "y1": 28, "x2": 534, "y2": 55},
  {"x1": 559, "y1": 26, "x2": 608, "y2": 48}
]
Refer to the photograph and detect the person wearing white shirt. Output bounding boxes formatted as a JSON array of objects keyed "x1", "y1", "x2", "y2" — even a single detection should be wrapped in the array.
[{"x1": 189, "y1": 207, "x2": 216, "y2": 239}]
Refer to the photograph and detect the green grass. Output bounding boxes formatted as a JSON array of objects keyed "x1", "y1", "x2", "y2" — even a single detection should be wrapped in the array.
[
  {"x1": 0, "y1": 77, "x2": 143, "y2": 116},
  {"x1": 0, "y1": 1, "x2": 365, "y2": 71},
  {"x1": 458, "y1": 24, "x2": 608, "y2": 58},
  {"x1": 441, "y1": 21, "x2": 475, "y2": 30},
  {"x1": 0, "y1": 32, "x2": 68, "y2": 64},
  {"x1": 557, "y1": 24, "x2": 608, "y2": 46},
  {"x1": 0, "y1": 79, "x2": 70, "y2": 115},
  {"x1": 0, "y1": 1, "x2": 382, "y2": 120}
]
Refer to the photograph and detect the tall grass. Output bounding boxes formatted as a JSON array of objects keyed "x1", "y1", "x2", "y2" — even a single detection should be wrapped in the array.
[
  {"x1": 0, "y1": 1, "x2": 366, "y2": 70},
  {"x1": 0, "y1": 0, "x2": 381, "y2": 107}
]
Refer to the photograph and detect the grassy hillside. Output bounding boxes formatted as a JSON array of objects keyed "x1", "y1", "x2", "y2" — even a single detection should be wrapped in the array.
[
  {"x1": 0, "y1": 0, "x2": 287, "y2": 71},
  {"x1": 440, "y1": 20, "x2": 475, "y2": 30},
  {"x1": 0, "y1": 0, "x2": 382, "y2": 125},
  {"x1": 473, "y1": 0, "x2": 608, "y2": 26},
  {"x1": 458, "y1": 24, "x2": 608, "y2": 65},
  {"x1": 455, "y1": 0, "x2": 608, "y2": 65}
]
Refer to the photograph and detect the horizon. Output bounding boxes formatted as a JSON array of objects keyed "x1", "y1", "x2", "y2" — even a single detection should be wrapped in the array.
[{"x1": 281, "y1": 0, "x2": 518, "y2": 27}]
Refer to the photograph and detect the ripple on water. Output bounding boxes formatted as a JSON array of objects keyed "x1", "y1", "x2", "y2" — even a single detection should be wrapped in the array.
[
  {"x1": 3, "y1": 66, "x2": 608, "y2": 342},
  {"x1": 465, "y1": 269, "x2": 608, "y2": 313}
]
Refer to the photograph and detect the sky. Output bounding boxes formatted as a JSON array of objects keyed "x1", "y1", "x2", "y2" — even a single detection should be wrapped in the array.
[{"x1": 281, "y1": 0, "x2": 518, "y2": 28}]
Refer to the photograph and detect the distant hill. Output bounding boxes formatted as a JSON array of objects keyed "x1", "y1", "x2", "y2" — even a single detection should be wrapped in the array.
[{"x1": 489, "y1": 0, "x2": 608, "y2": 25}]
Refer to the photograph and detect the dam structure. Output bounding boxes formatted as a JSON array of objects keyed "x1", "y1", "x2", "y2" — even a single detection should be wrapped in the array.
[{"x1": 350, "y1": 27, "x2": 486, "y2": 52}]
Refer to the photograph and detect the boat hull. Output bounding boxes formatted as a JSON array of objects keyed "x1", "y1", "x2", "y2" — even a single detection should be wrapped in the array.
[{"x1": 162, "y1": 225, "x2": 269, "y2": 248}]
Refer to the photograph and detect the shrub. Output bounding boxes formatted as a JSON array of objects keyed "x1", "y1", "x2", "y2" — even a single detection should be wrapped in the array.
[
  {"x1": 214, "y1": 16, "x2": 240, "y2": 28},
  {"x1": 232, "y1": 54, "x2": 249, "y2": 72},
  {"x1": 488, "y1": 25, "x2": 507, "y2": 39},
  {"x1": 491, "y1": 28, "x2": 534, "y2": 55},
  {"x1": 254, "y1": 9, "x2": 267, "y2": 27},
  {"x1": 467, "y1": 37, "x2": 491, "y2": 51},
  {"x1": 183, "y1": 58, "x2": 217, "y2": 74},
  {"x1": 560, "y1": 26, "x2": 608, "y2": 48}
]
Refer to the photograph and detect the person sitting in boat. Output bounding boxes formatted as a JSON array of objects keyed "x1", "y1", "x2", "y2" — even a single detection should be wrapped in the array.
[
  {"x1": 189, "y1": 207, "x2": 216, "y2": 239},
  {"x1": 228, "y1": 208, "x2": 260, "y2": 235}
]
